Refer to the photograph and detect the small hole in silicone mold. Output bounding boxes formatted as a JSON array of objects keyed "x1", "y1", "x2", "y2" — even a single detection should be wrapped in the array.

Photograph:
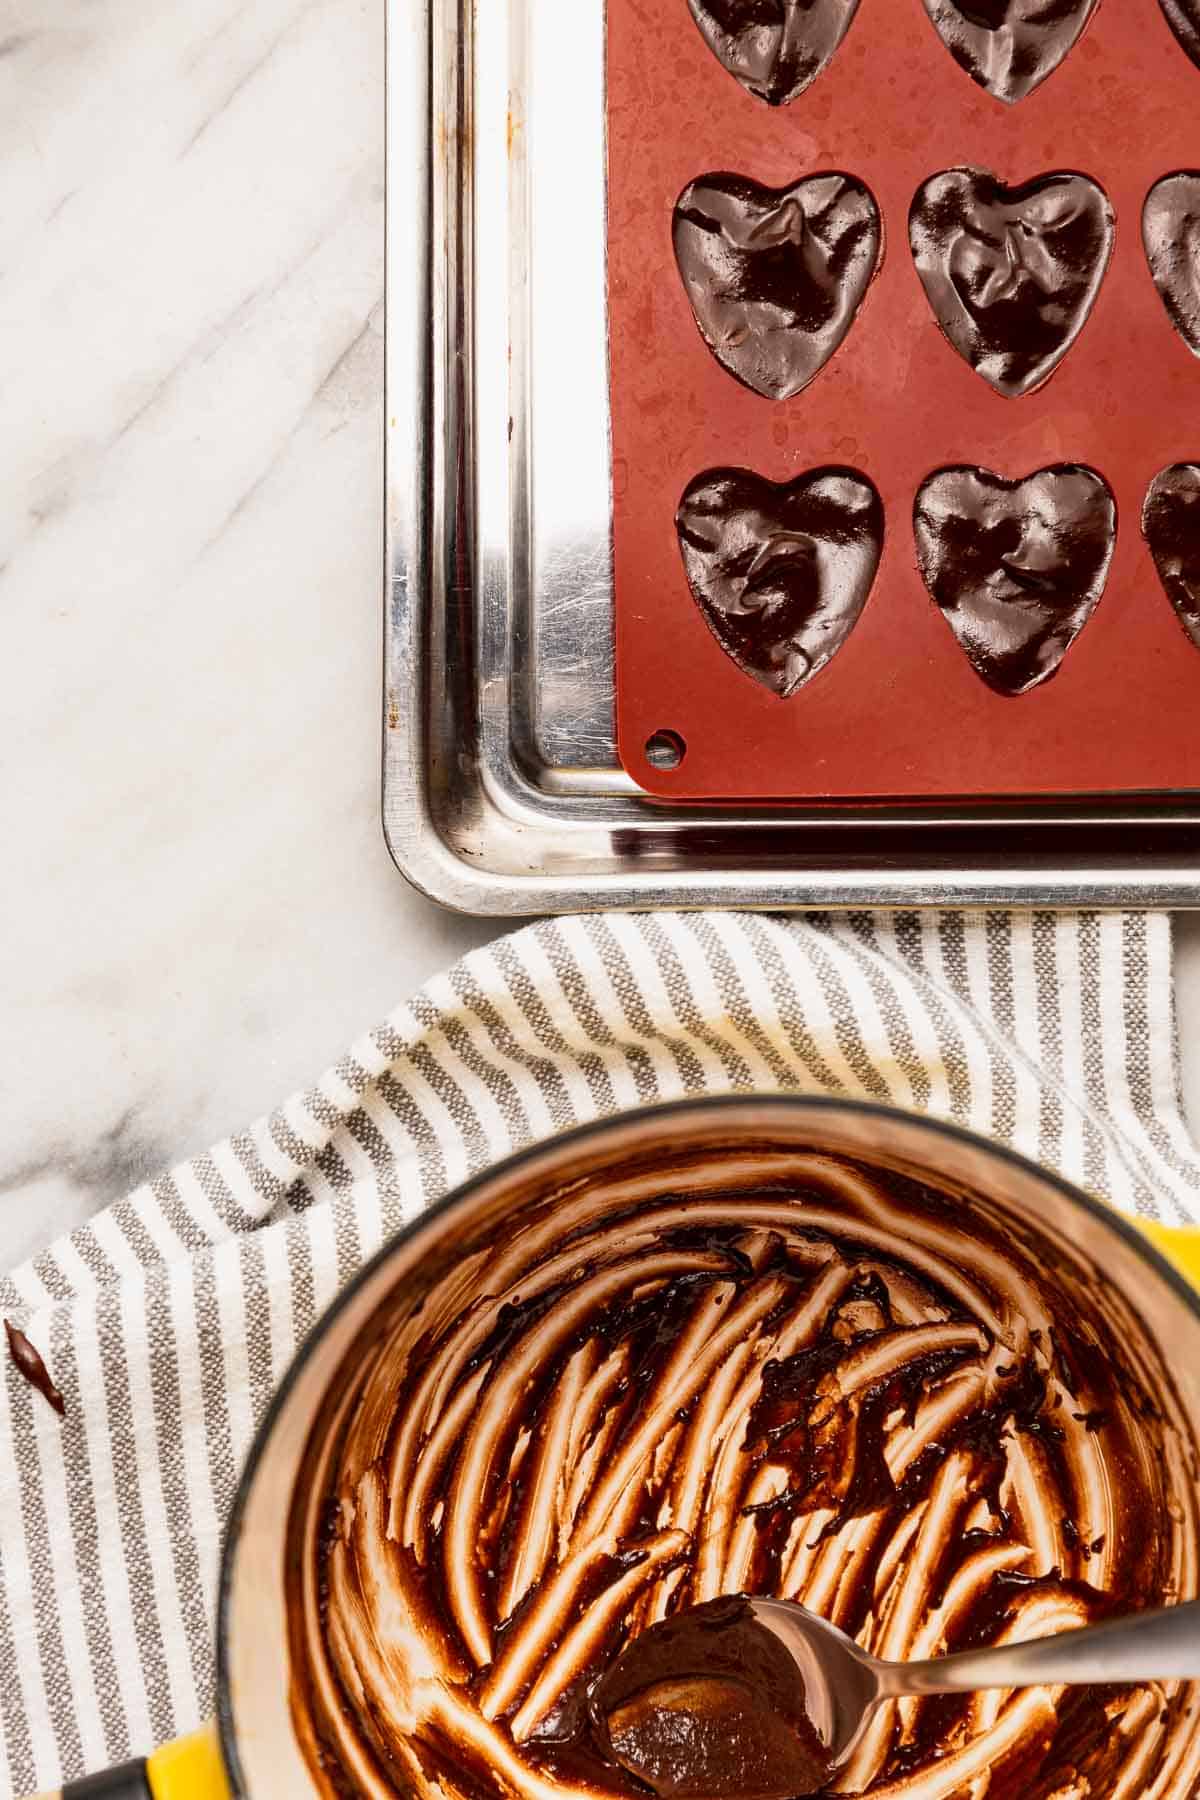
[{"x1": 645, "y1": 730, "x2": 687, "y2": 771}]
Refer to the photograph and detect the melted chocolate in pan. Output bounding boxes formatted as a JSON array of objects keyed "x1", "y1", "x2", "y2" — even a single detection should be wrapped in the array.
[
  {"x1": 673, "y1": 173, "x2": 882, "y2": 401},
  {"x1": 686, "y1": 0, "x2": 862, "y2": 105},
  {"x1": 920, "y1": 0, "x2": 1100, "y2": 104},
  {"x1": 1160, "y1": 0, "x2": 1200, "y2": 66},
  {"x1": 1144, "y1": 464, "x2": 1200, "y2": 650},
  {"x1": 910, "y1": 169, "x2": 1114, "y2": 398},
  {"x1": 292, "y1": 1157, "x2": 1200, "y2": 1797},
  {"x1": 1144, "y1": 173, "x2": 1200, "y2": 358},
  {"x1": 675, "y1": 467, "x2": 883, "y2": 696},
  {"x1": 914, "y1": 464, "x2": 1116, "y2": 695}
]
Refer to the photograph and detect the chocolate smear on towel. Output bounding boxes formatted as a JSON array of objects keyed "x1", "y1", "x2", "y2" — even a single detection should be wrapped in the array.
[{"x1": 5, "y1": 1319, "x2": 66, "y2": 1415}]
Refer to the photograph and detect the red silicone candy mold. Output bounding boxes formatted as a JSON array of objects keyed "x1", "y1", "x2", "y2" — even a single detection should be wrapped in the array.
[{"x1": 608, "y1": 0, "x2": 1200, "y2": 801}]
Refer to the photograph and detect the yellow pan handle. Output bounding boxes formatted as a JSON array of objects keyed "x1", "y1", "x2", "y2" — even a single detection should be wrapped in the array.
[
  {"x1": 43, "y1": 1723, "x2": 230, "y2": 1800},
  {"x1": 147, "y1": 1726, "x2": 229, "y2": 1800},
  {"x1": 1136, "y1": 1221, "x2": 1200, "y2": 1293}
]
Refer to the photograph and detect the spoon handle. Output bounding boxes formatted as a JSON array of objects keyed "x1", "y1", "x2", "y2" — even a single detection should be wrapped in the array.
[{"x1": 886, "y1": 1600, "x2": 1200, "y2": 1697}]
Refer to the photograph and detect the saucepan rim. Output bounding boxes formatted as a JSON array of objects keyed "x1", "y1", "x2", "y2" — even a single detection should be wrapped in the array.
[{"x1": 214, "y1": 1091, "x2": 1200, "y2": 1795}]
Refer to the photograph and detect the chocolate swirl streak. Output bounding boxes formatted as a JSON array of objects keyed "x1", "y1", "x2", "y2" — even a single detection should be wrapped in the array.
[
  {"x1": 909, "y1": 169, "x2": 1114, "y2": 399},
  {"x1": 673, "y1": 173, "x2": 882, "y2": 402},
  {"x1": 919, "y1": 1, "x2": 1100, "y2": 106},
  {"x1": 1144, "y1": 173, "x2": 1200, "y2": 360},
  {"x1": 686, "y1": 0, "x2": 863, "y2": 107},
  {"x1": 675, "y1": 467, "x2": 884, "y2": 697},
  {"x1": 290, "y1": 1155, "x2": 1200, "y2": 1798},
  {"x1": 1160, "y1": 0, "x2": 1200, "y2": 69}
]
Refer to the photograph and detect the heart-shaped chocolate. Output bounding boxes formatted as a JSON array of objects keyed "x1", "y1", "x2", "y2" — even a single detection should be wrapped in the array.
[
  {"x1": 1144, "y1": 464, "x2": 1200, "y2": 650},
  {"x1": 919, "y1": 0, "x2": 1099, "y2": 105},
  {"x1": 914, "y1": 464, "x2": 1116, "y2": 695},
  {"x1": 674, "y1": 173, "x2": 882, "y2": 400},
  {"x1": 910, "y1": 169, "x2": 1114, "y2": 398},
  {"x1": 687, "y1": 0, "x2": 862, "y2": 105},
  {"x1": 676, "y1": 466, "x2": 883, "y2": 696},
  {"x1": 1160, "y1": 0, "x2": 1200, "y2": 67},
  {"x1": 1144, "y1": 173, "x2": 1200, "y2": 359}
]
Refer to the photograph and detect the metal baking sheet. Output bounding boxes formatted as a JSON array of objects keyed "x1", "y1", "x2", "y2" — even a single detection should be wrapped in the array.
[{"x1": 382, "y1": 0, "x2": 1200, "y2": 912}]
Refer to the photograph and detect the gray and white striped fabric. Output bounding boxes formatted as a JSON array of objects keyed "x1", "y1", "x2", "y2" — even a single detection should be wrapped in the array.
[{"x1": 2, "y1": 909, "x2": 1199, "y2": 1795}]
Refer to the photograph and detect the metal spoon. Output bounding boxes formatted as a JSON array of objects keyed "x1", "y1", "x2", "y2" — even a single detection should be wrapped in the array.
[{"x1": 596, "y1": 1594, "x2": 1200, "y2": 1798}]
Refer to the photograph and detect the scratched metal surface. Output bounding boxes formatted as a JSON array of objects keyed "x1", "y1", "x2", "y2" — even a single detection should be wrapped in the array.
[{"x1": 381, "y1": 0, "x2": 1200, "y2": 915}]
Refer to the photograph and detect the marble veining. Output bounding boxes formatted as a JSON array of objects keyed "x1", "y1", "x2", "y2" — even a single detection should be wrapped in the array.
[{"x1": 0, "y1": 0, "x2": 495, "y2": 1267}]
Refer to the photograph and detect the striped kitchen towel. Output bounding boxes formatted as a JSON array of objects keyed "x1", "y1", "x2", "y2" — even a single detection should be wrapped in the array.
[{"x1": 1, "y1": 909, "x2": 1198, "y2": 1795}]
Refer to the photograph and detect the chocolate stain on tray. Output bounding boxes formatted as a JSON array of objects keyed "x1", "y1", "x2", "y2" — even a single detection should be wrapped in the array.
[{"x1": 5, "y1": 1319, "x2": 66, "y2": 1415}]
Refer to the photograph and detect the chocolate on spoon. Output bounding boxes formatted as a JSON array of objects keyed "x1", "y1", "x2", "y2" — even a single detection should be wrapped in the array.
[
  {"x1": 596, "y1": 1594, "x2": 1200, "y2": 1800},
  {"x1": 593, "y1": 1598, "x2": 837, "y2": 1800}
]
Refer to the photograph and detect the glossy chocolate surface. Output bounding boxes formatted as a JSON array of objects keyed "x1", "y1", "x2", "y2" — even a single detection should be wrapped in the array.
[
  {"x1": 1144, "y1": 464, "x2": 1200, "y2": 650},
  {"x1": 686, "y1": 0, "x2": 862, "y2": 105},
  {"x1": 1144, "y1": 172, "x2": 1200, "y2": 359},
  {"x1": 595, "y1": 1597, "x2": 833, "y2": 1799},
  {"x1": 675, "y1": 467, "x2": 883, "y2": 696},
  {"x1": 920, "y1": 0, "x2": 1099, "y2": 104},
  {"x1": 910, "y1": 169, "x2": 1114, "y2": 398},
  {"x1": 290, "y1": 1154, "x2": 1200, "y2": 1799},
  {"x1": 1160, "y1": 0, "x2": 1200, "y2": 67},
  {"x1": 674, "y1": 173, "x2": 881, "y2": 402},
  {"x1": 914, "y1": 464, "x2": 1116, "y2": 695}
]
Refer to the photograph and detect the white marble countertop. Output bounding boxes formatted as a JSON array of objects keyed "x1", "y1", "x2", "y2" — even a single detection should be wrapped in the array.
[{"x1": 3, "y1": 0, "x2": 1200, "y2": 1271}]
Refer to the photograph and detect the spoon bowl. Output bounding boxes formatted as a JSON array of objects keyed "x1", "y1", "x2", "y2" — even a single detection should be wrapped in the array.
[
  {"x1": 743, "y1": 1597, "x2": 890, "y2": 1767},
  {"x1": 595, "y1": 1593, "x2": 1200, "y2": 1800}
]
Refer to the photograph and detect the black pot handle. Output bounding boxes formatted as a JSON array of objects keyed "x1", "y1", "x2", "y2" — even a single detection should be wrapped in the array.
[
  {"x1": 63, "y1": 1760, "x2": 153, "y2": 1797},
  {"x1": 34, "y1": 1725, "x2": 229, "y2": 1800}
]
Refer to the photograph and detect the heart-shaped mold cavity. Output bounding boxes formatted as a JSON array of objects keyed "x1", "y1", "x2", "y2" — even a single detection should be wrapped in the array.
[
  {"x1": 1144, "y1": 464, "x2": 1200, "y2": 650},
  {"x1": 676, "y1": 467, "x2": 884, "y2": 696},
  {"x1": 1160, "y1": 0, "x2": 1200, "y2": 67},
  {"x1": 914, "y1": 464, "x2": 1116, "y2": 695},
  {"x1": 909, "y1": 169, "x2": 1114, "y2": 398},
  {"x1": 686, "y1": 0, "x2": 862, "y2": 105},
  {"x1": 1144, "y1": 173, "x2": 1200, "y2": 358},
  {"x1": 674, "y1": 172, "x2": 882, "y2": 401},
  {"x1": 919, "y1": 0, "x2": 1100, "y2": 104}
]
